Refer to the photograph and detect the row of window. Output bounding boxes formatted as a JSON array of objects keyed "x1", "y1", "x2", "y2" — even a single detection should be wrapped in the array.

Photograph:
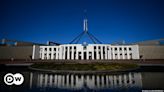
[
  {"x1": 41, "y1": 46, "x2": 77, "y2": 51},
  {"x1": 41, "y1": 53, "x2": 132, "y2": 59},
  {"x1": 94, "y1": 46, "x2": 132, "y2": 51},
  {"x1": 41, "y1": 47, "x2": 132, "y2": 52}
]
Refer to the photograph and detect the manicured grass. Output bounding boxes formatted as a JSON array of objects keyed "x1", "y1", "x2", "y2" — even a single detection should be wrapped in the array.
[{"x1": 31, "y1": 63, "x2": 139, "y2": 71}]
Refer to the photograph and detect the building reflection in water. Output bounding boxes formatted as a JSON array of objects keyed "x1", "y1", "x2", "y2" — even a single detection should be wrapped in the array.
[{"x1": 29, "y1": 72, "x2": 142, "y2": 90}]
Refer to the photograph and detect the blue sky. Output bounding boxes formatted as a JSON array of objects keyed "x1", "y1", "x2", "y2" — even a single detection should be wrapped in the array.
[{"x1": 0, "y1": 0, "x2": 164, "y2": 44}]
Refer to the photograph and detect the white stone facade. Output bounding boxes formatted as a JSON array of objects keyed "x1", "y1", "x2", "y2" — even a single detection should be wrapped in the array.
[{"x1": 32, "y1": 44, "x2": 139, "y2": 60}]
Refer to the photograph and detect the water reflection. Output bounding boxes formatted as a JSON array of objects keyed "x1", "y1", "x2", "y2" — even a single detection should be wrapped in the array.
[
  {"x1": 29, "y1": 72, "x2": 142, "y2": 90},
  {"x1": 1, "y1": 65, "x2": 164, "y2": 92}
]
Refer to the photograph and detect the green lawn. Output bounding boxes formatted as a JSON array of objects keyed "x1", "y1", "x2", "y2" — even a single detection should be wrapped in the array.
[{"x1": 31, "y1": 63, "x2": 139, "y2": 71}]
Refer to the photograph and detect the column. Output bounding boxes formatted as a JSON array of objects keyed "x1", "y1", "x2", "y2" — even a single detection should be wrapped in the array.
[
  {"x1": 109, "y1": 46, "x2": 111, "y2": 59},
  {"x1": 46, "y1": 47, "x2": 49, "y2": 59},
  {"x1": 122, "y1": 47, "x2": 124, "y2": 59},
  {"x1": 92, "y1": 46, "x2": 94, "y2": 60},
  {"x1": 59, "y1": 46, "x2": 62, "y2": 59},
  {"x1": 117, "y1": 47, "x2": 120, "y2": 60},
  {"x1": 76, "y1": 46, "x2": 78, "y2": 60},
  {"x1": 51, "y1": 47, "x2": 54, "y2": 59},
  {"x1": 127, "y1": 47, "x2": 130, "y2": 59},
  {"x1": 101, "y1": 46, "x2": 103, "y2": 60},
  {"x1": 112, "y1": 47, "x2": 115, "y2": 59},
  {"x1": 63, "y1": 46, "x2": 65, "y2": 59},
  {"x1": 56, "y1": 47, "x2": 59, "y2": 59},
  {"x1": 51, "y1": 47, "x2": 54, "y2": 60},
  {"x1": 87, "y1": 48, "x2": 89, "y2": 60},
  {"x1": 42, "y1": 47, "x2": 44, "y2": 59},
  {"x1": 81, "y1": 51, "x2": 84, "y2": 60},
  {"x1": 76, "y1": 50, "x2": 78, "y2": 60}
]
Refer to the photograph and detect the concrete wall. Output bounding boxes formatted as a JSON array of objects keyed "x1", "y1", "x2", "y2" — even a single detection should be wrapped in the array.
[
  {"x1": 0, "y1": 46, "x2": 33, "y2": 59},
  {"x1": 139, "y1": 45, "x2": 164, "y2": 59},
  {"x1": 32, "y1": 45, "x2": 40, "y2": 59}
]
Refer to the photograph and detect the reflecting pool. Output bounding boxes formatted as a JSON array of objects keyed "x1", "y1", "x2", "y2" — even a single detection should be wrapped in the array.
[{"x1": 0, "y1": 66, "x2": 164, "y2": 92}]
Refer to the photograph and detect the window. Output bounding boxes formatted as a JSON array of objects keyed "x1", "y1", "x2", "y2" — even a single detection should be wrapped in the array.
[
  {"x1": 99, "y1": 46, "x2": 101, "y2": 49},
  {"x1": 83, "y1": 46, "x2": 87, "y2": 50},
  {"x1": 115, "y1": 47, "x2": 117, "y2": 51},
  {"x1": 129, "y1": 48, "x2": 132, "y2": 51},
  {"x1": 49, "y1": 48, "x2": 51, "y2": 51},
  {"x1": 119, "y1": 48, "x2": 122, "y2": 51},
  {"x1": 124, "y1": 48, "x2": 127, "y2": 50},
  {"x1": 49, "y1": 54, "x2": 51, "y2": 58},
  {"x1": 45, "y1": 48, "x2": 47, "y2": 51},
  {"x1": 130, "y1": 53, "x2": 132, "y2": 55},
  {"x1": 54, "y1": 48, "x2": 56, "y2": 51}
]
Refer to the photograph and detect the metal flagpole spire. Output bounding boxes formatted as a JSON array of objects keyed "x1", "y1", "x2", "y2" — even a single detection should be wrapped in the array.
[
  {"x1": 84, "y1": 9, "x2": 88, "y2": 33},
  {"x1": 84, "y1": 19, "x2": 88, "y2": 32},
  {"x1": 69, "y1": 9, "x2": 102, "y2": 44}
]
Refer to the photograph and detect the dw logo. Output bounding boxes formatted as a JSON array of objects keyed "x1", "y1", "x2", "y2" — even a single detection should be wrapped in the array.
[{"x1": 4, "y1": 73, "x2": 24, "y2": 85}]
